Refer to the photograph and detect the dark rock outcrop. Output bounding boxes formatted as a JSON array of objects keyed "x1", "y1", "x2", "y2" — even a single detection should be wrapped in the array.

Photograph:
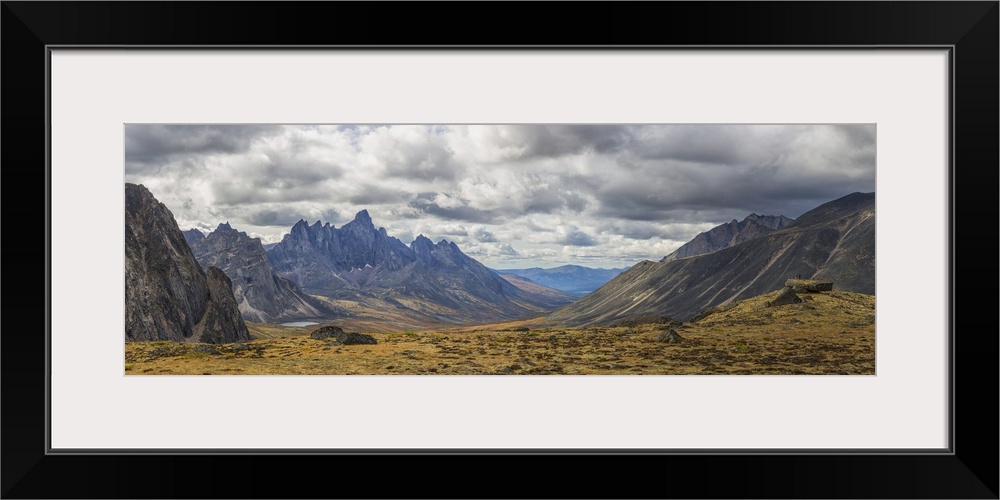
[
  {"x1": 765, "y1": 287, "x2": 802, "y2": 307},
  {"x1": 548, "y1": 192, "x2": 875, "y2": 324},
  {"x1": 124, "y1": 183, "x2": 250, "y2": 343},
  {"x1": 193, "y1": 344, "x2": 221, "y2": 355},
  {"x1": 337, "y1": 332, "x2": 377, "y2": 345},
  {"x1": 310, "y1": 326, "x2": 376, "y2": 345},
  {"x1": 662, "y1": 213, "x2": 794, "y2": 263},
  {"x1": 785, "y1": 279, "x2": 834, "y2": 292},
  {"x1": 655, "y1": 329, "x2": 684, "y2": 343},
  {"x1": 187, "y1": 222, "x2": 333, "y2": 323},
  {"x1": 310, "y1": 325, "x2": 345, "y2": 340}
]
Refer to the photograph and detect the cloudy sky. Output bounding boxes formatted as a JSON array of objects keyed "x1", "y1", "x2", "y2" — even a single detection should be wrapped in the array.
[{"x1": 124, "y1": 124, "x2": 875, "y2": 269}]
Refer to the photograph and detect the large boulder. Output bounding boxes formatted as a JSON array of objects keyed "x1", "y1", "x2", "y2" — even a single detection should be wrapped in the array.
[
  {"x1": 765, "y1": 287, "x2": 802, "y2": 307},
  {"x1": 655, "y1": 329, "x2": 684, "y2": 344},
  {"x1": 310, "y1": 326, "x2": 345, "y2": 340},
  {"x1": 310, "y1": 326, "x2": 377, "y2": 345}
]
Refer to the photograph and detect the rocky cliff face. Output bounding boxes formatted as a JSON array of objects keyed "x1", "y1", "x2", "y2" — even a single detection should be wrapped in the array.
[
  {"x1": 124, "y1": 183, "x2": 250, "y2": 343},
  {"x1": 267, "y1": 211, "x2": 571, "y2": 323},
  {"x1": 187, "y1": 223, "x2": 332, "y2": 323},
  {"x1": 548, "y1": 193, "x2": 875, "y2": 324},
  {"x1": 661, "y1": 213, "x2": 794, "y2": 263}
]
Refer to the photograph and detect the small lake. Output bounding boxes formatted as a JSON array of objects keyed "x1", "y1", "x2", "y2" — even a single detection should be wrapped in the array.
[{"x1": 279, "y1": 321, "x2": 319, "y2": 327}]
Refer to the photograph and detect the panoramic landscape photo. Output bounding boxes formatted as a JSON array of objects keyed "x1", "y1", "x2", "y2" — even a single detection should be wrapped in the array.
[{"x1": 124, "y1": 124, "x2": 876, "y2": 375}]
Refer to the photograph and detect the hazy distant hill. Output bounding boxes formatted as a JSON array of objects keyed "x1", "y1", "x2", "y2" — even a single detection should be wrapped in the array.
[
  {"x1": 496, "y1": 265, "x2": 627, "y2": 296},
  {"x1": 496, "y1": 273, "x2": 578, "y2": 306},
  {"x1": 547, "y1": 192, "x2": 875, "y2": 324},
  {"x1": 124, "y1": 184, "x2": 250, "y2": 343}
]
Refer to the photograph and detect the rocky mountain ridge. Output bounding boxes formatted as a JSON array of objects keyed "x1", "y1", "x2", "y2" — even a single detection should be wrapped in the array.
[
  {"x1": 547, "y1": 192, "x2": 875, "y2": 325},
  {"x1": 186, "y1": 223, "x2": 334, "y2": 323},
  {"x1": 265, "y1": 211, "x2": 574, "y2": 324},
  {"x1": 661, "y1": 213, "x2": 794, "y2": 263},
  {"x1": 124, "y1": 183, "x2": 250, "y2": 343}
]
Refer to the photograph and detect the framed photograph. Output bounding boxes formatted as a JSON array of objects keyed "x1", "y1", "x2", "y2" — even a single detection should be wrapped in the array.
[{"x1": 4, "y1": 2, "x2": 996, "y2": 498}]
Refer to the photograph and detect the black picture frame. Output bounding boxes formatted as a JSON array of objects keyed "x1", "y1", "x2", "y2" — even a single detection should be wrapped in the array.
[{"x1": 3, "y1": 2, "x2": 996, "y2": 498}]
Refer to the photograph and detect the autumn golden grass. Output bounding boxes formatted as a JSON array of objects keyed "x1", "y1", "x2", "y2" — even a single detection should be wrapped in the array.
[{"x1": 125, "y1": 290, "x2": 875, "y2": 375}]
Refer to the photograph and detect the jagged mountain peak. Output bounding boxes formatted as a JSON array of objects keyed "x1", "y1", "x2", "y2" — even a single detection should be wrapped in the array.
[
  {"x1": 340, "y1": 210, "x2": 376, "y2": 234},
  {"x1": 411, "y1": 234, "x2": 435, "y2": 253},
  {"x1": 182, "y1": 228, "x2": 206, "y2": 247},
  {"x1": 290, "y1": 218, "x2": 334, "y2": 230},
  {"x1": 126, "y1": 182, "x2": 154, "y2": 199},
  {"x1": 208, "y1": 222, "x2": 255, "y2": 242},
  {"x1": 741, "y1": 213, "x2": 793, "y2": 230},
  {"x1": 266, "y1": 209, "x2": 571, "y2": 324},
  {"x1": 661, "y1": 210, "x2": 794, "y2": 263},
  {"x1": 289, "y1": 219, "x2": 311, "y2": 236},
  {"x1": 353, "y1": 209, "x2": 373, "y2": 224}
]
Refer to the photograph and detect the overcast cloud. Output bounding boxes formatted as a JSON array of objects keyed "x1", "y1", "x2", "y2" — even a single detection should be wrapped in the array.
[{"x1": 125, "y1": 124, "x2": 875, "y2": 269}]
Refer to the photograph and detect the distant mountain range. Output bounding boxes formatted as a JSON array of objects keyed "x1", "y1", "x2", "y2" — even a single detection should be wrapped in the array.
[
  {"x1": 264, "y1": 211, "x2": 574, "y2": 325},
  {"x1": 547, "y1": 192, "x2": 875, "y2": 325},
  {"x1": 125, "y1": 184, "x2": 250, "y2": 343},
  {"x1": 495, "y1": 265, "x2": 628, "y2": 296},
  {"x1": 184, "y1": 224, "x2": 334, "y2": 323},
  {"x1": 660, "y1": 213, "x2": 794, "y2": 263},
  {"x1": 496, "y1": 273, "x2": 578, "y2": 304}
]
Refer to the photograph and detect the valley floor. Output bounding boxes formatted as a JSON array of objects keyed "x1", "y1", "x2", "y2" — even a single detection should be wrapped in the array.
[{"x1": 124, "y1": 291, "x2": 875, "y2": 375}]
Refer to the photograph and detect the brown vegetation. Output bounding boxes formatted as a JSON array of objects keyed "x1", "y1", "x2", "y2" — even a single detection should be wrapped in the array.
[{"x1": 125, "y1": 289, "x2": 874, "y2": 375}]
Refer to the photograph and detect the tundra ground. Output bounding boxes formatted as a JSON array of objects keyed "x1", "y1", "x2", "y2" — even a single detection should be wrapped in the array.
[{"x1": 124, "y1": 290, "x2": 875, "y2": 375}]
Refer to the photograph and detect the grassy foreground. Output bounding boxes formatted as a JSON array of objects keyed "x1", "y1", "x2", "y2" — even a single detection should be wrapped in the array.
[{"x1": 124, "y1": 290, "x2": 875, "y2": 375}]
